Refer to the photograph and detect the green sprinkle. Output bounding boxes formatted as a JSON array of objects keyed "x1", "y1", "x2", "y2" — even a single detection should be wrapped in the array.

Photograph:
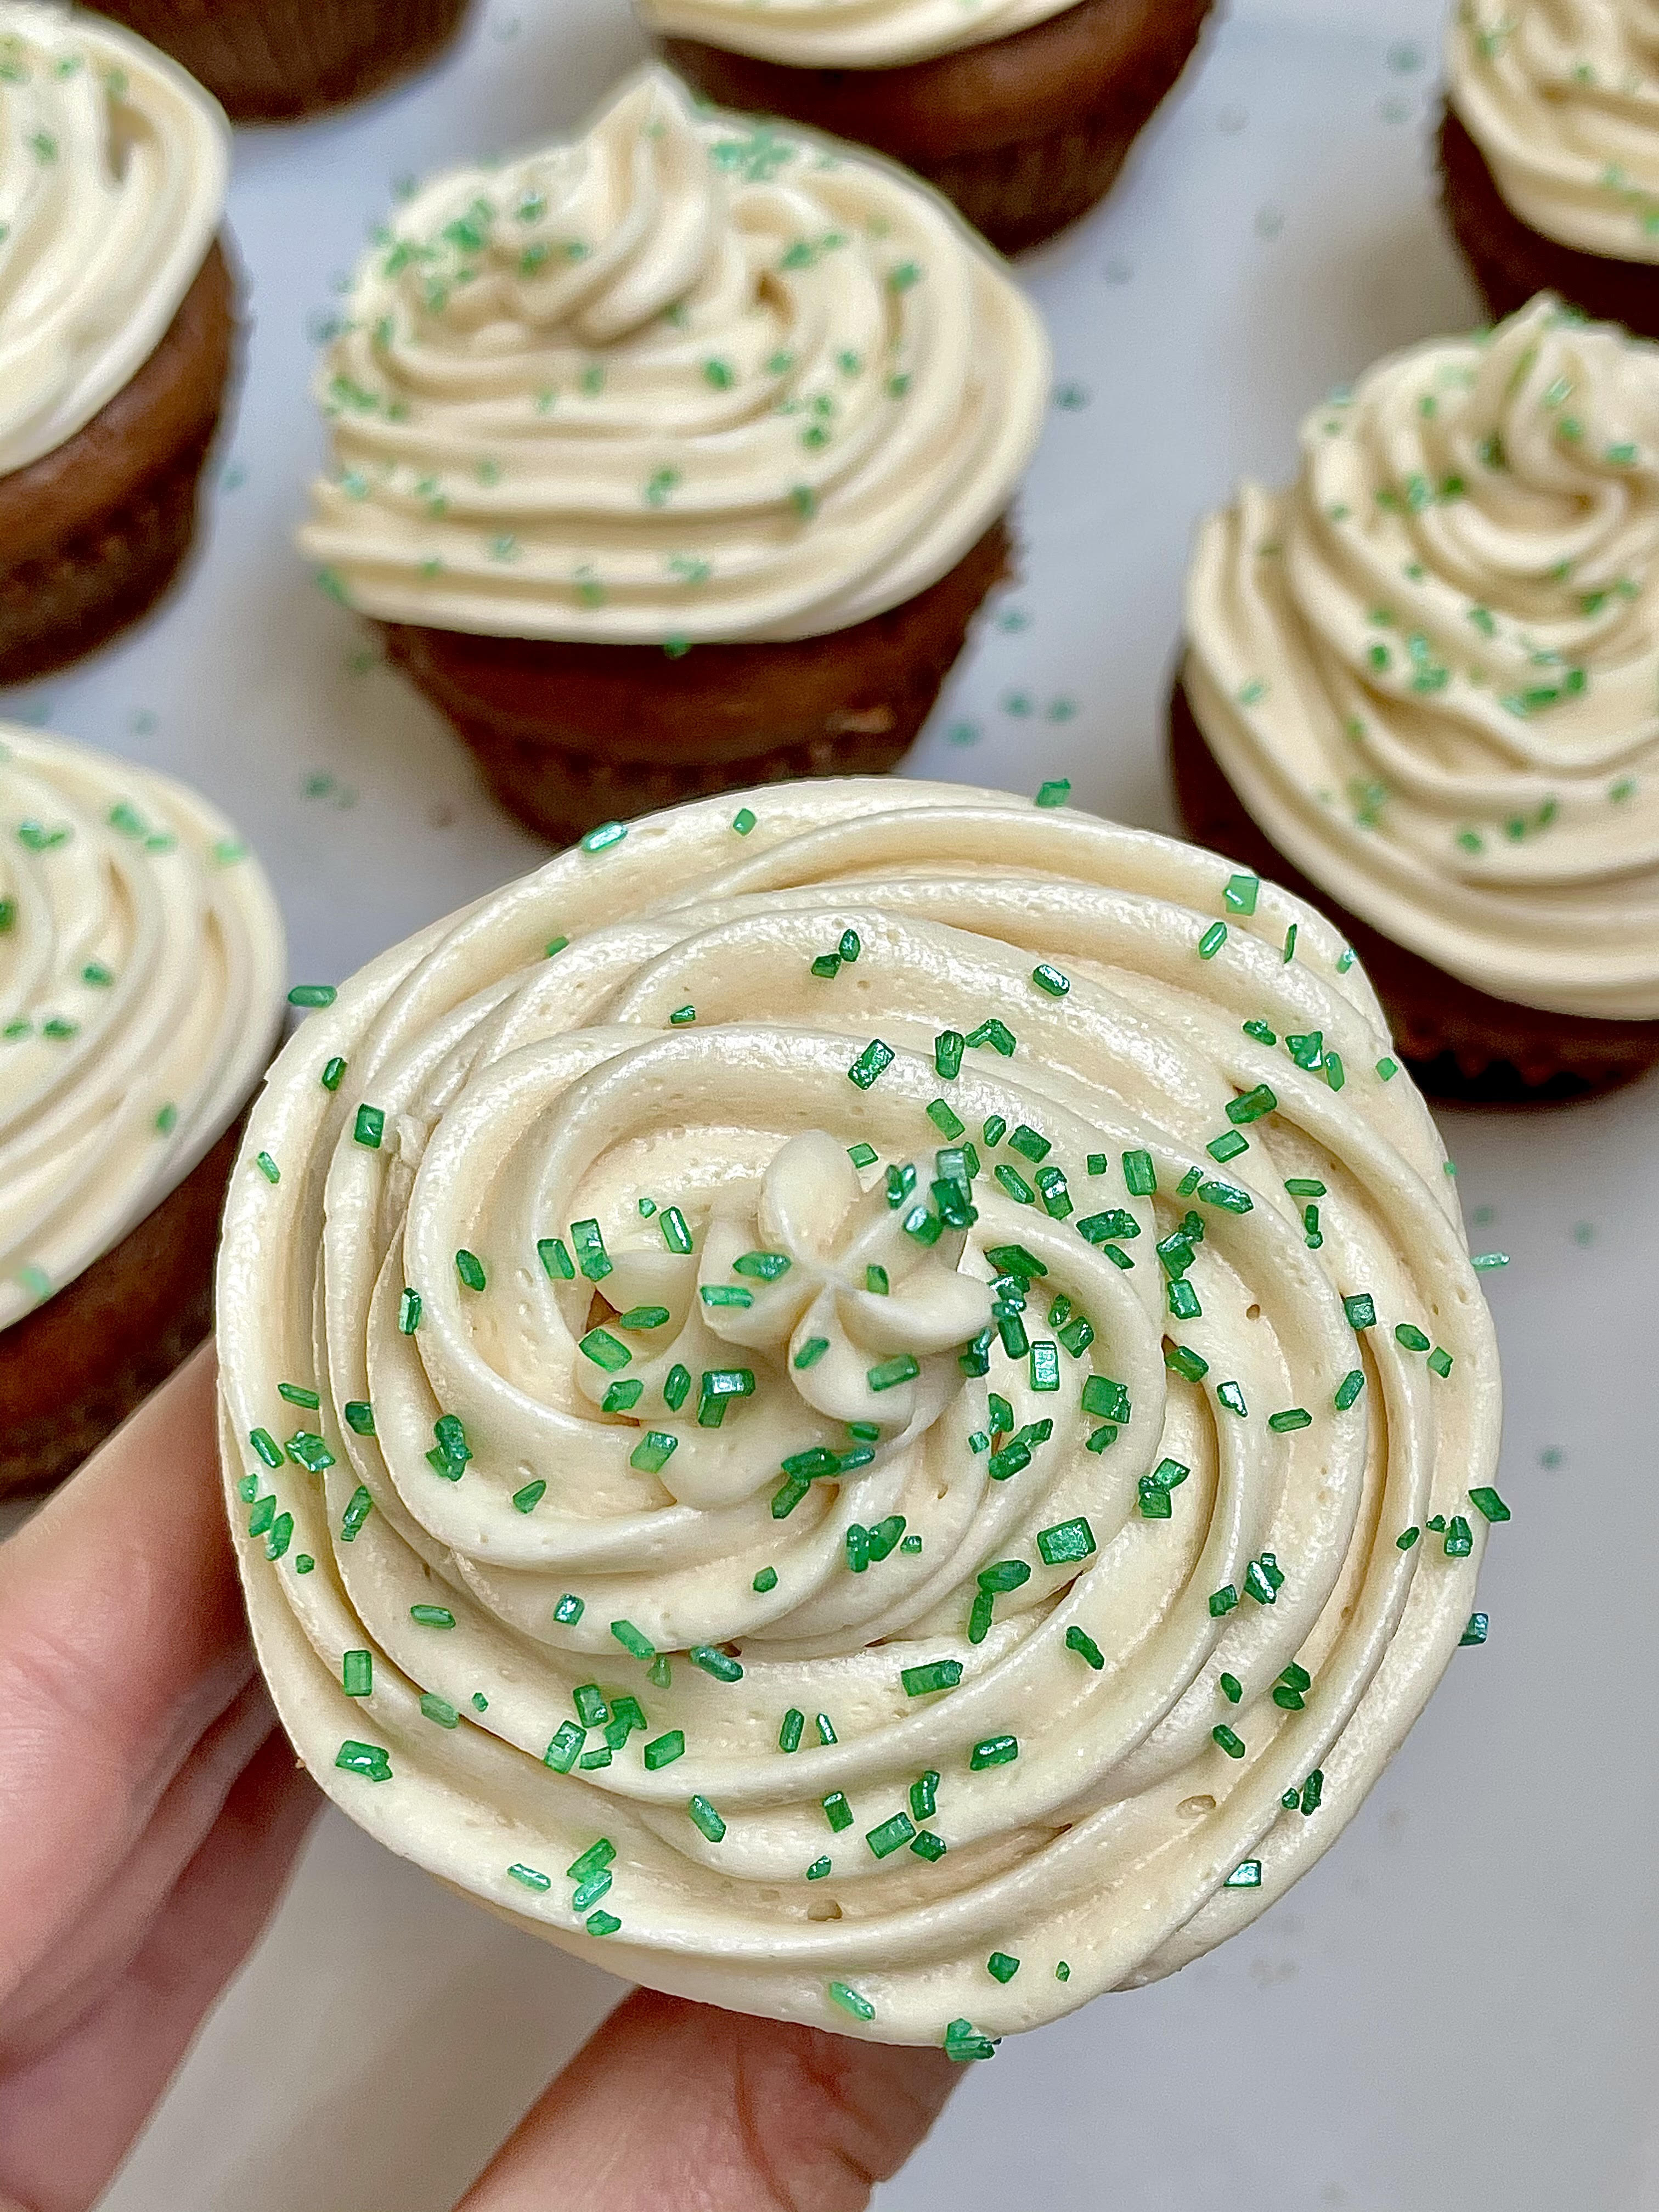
[
  {"x1": 455, "y1": 1249, "x2": 487, "y2": 1293},
  {"x1": 687, "y1": 1795, "x2": 726, "y2": 1842},
  {"x1": 986, "y1": 1953, "x2": 1021, "y2": 1984},
  {"x1": 340, "y1": 1486, "x2": 374, "y2": 1542},
  {"x1": 944, "y1": 2019, "x2": 997, "y2": 2063},
  {"x1": 1224, "y1": 1861, "x2": 1262, "y2": 1889},
  {"x1": 336, "y1": 1741, "x2": 393, "y2": 1782},
  {"x1": 689, "y1": 1644, "x2": 743, "y2": 1682},
  {"x1": 571, "y1": 1219, "x2": 612, "y2": 1281},
  {"x1": 1223, "y1": 872, "x2": 1260, "y2": 915},
  {"x1": 629, "y1": 1432, "x2": 678, "y2": 1475},
  {"x1": 353, "y1": 1105, "x2": 385, "y2": 1149},
  {"x1": 537, "y1": 1237, "x2": 575, "y2": 1280},
  {"x1": 421, "y1": 1695, "x2": 459, "y2": 1729},
  {"x1": 1428, "y1": 1346, "x2": 1454, "y2": 1378},
  {"x1": 1444, "y1": 1515, "x2": 1474, "y2": 1558},
  {"x1": 1066, "y1": 1625, "x2": 1105, "y2": 1669},
  {"x1": 1035, "y1": 779, "x2": 1071, "y2": 808},
  {"x1": 902, "y1": 1660, "x2": 962, "y2": 1696},
  {"x1": 1268, "y1": 1407, "x2": 1312, "y2": 1432},
  {"x1": 579, "y1": 1327, "x2": 632, "y2": 1373},
  {"x1": 1037, "y1": 1517, "x2": 1096, "y2": 1566},
  {"x1": 507, "y1": 1863, "x2": 551, "y2": 1892},
  {"x1": 866, "y1": 1812, "x2": 916, "y2": 1859},
  {"x1": 342, "y1": 1651, "x2": 373, "y2": 1697},
  {"x1": 287, "y1": 983, "x2": 338, "y2": 1009},
  {"x1": 1198, "y1": 921, "x2": 1228, "y2": 960},
  {"x1": 829, "y1": 1980, "x2": 876, "y2": 2022},
  {"x1": 969, "y1": 1735, "x2": 1018, "y2": 1770},
  {"x1": 1334, "y1": 1368, "x2": 1365, "y2": 1410},
  {"x1": 552, "y1": 1593, "x2": 584, "y2": 1624},
  {"x1": 255, "y1": 1152, "x2": 281, "y2": 1185},
  {"x1": 1461, "y1": 1613, "x2": 1489, "y2": 1646},
  {"x1": 1216, "y1": 1380, "x2": 1249, "y2": 1418},
  {"x1": 669, "y1": 1005, "x2": 696, "y2": 1026},
  {"x1": 664, "y1": 1364, "x2": 692, "y2": 1410},
  {"x1": 644, "y1": 1730, "x2": 685, "y2": 1770},
  {"x1": 928, "y1": 1099, "x2": 967, "y2": 1139},
  {"x1": 823, "y1": 1792, "x2": 854, "y2": 1832},
  {"x1": 611, "y1": 1620, "x2": 656, "y2": 1662},
  {"x1": 848, "y1": 1039, "x2": 894, "y2": 1090},
  {"x1": 1213, "y1": 1725, "x2": 1246, "y2": 1759},
  {"x1": 1209, "y1": 1585, "x2": 1238, "y2": 1617},
  {"x1": 411, "y1": 1604, "x2": 455, "y2": 1628},
  {"x1": 868, "y1": 1354, "x2": 920, "y2": 1393},
  {"x1": 1395, "y1": 1323, "x2": 1431, "y2": 1353},
  {"x1": 752, "y1": 1566, "x2": 778, "y2": 1594},
  {"x1": 966, "y1": 1018, "x2": 1017, "y2": 1057},
  {"x1": 1469, "y1": 1485, "x2": 1510, "y2": 1522},
  {"x1": 581, "y1": 821, "x2": 626, "y2": 854},
  {"x1": 780, "y1": 1709, "x2": 805, "y2": 1753},
  {"x1": 732, "y1": 807, "x2": 757, "y2": 834},
  {"x1": 935, "y1": 1031, "x2": 965, "y2": 1080},
  {"x1": 1032, "y1": 963, "x2": 1070, "y2": 998}
]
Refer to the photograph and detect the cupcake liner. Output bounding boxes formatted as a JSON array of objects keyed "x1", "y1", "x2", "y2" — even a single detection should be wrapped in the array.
[
  {"x1": 663, "y1": 0, "x2": 1214, "y2": 252},
  {"x1": 1439, "y1": 105, "x2": 1659, "y2": 341},
  {"x1": 381, "y1": 518, "x2": 1014, "y2": 846},
  {"x1": 0, "y1": 240, "x2": 235, "y2": 686},
  {"x1": 1169, "y1": 675, "x2": 1659, "y2": 1105},
  {"x1": 0, "y1": 1122, "x2": 241, "y2": 1496},
  {"x1": 89, "y1": 0, "x2": 472, "y2": 123}
]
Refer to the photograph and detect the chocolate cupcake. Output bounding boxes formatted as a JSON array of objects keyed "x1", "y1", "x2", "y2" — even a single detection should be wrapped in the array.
[
  {"x1": 1176, "y1": 295, "x2": 1659, "y2": 1105},
  {"x1": 297, "y1": 68, "x2": 1050, "y2": 845},
  {"x1": 1, "y1": 723, "x2": 286, "y2": 1492},
  {"x1": 0, "y1": 3, "x2": 235, "y2": 686},
  {"x1": 84, "y1": 0, "x2": 472, "y2": 123},
  {"x1": 639, "y1": 0, "x2": 1215, "y2": 255},
  {"x1": 1442, "y1": 1, "x2": 1659, "y2": 338},
  {"x1": 217, "y1": 775, "x2": 1502, "y2": 2047}
]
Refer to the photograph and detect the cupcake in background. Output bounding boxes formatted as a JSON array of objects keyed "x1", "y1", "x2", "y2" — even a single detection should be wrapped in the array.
[
  {"x1": 637, "y1": 0, "x2": 1215, "y2": 255},
  {"x1": 1443, "y1": 1, "x2": 1659, "y2": 338},
  {"x1": 0, "y1": 3, "x2": 235, "y2": 685},
  {"x1": 84, "y1": 0, "x2": 473, "y2": 123},
  {"x1": 1175, "y1": 295, "x2": 1659, "y2": 1104},
  {"x1": 299, "y1": 68, "x2": 1050, "y2": 846},
  {"x1": 0, "y1": 724, "x2": 285, "y2": 1492}
]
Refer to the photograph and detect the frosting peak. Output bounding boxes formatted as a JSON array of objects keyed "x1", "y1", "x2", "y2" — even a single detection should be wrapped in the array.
[
  {"x1": 218, "y1": 778, "x2": 1500, "y2": 2047},
  {"x1": 636, "y1": 0, "x2": 1082, "y2": 70},
  {"x1": 298, "y1": 69, "x2": 1049, "y2": 645},
  {"x1": 0, "y1": 1, "x2": 229, "y2": 476},
  {"x1": 1185, "y1": 295, "x2": 1659, "y2": 1020}
]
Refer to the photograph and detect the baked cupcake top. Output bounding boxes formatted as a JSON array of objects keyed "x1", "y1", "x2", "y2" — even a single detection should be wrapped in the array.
[
  {"x1": 0, "y1": 1, "x2": 230, "y2": 476},
  {"x1": 218, "y1": 777, "x2": 1499, "y2": 2047},
  {"x1": 1, "y1": 723, "x2": 285, "y2": 1331},
  {"x1": 1185, "y1": 295, "x2": 1659, "y2": 1022},
  {"x1": 298, "y1": 69, "x2": 1049, "y2": 646},
  {"x1": 1448, "y1": 0, "x2": 1659, "y2": 262},
  {"x1": 635, "y1": 0, "x2": 1078, "y2": 70}
]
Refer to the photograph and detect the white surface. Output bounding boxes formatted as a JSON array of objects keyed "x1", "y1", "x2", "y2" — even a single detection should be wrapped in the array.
[{"x1": 7, "y1": 0, "x2": 1655, "y2": 2205}]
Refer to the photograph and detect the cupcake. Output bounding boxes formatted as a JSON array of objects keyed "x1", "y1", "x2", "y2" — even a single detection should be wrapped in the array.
[
  {"x1": 0, "y1": 3, "x2": 235, "y2": 687},
  {"x1": 1, "y1": 722, "x2": 285, "y2": 1492},
  {"x1": 84, "y1": 0, "x2": 473, "y2": 123},
  {"x1": 217, "y1": 776, "x2": 1502, "y2": 2048},
  {"x1": 637, "y1": 0, "x2": 1216, "y2": 255},
  {"x1": 1176, "y1": 295, "x2": 1659, "y2": 1104},
  {"x1": 297, "y1": 68, "x2": 1050, "y2": 846},
  {"x1": 1442, "y1": 0, "x2": 1659, "y2": 338}
]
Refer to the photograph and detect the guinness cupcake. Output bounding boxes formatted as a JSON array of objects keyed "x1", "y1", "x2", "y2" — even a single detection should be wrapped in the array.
[
  {"x1": 218, "y1": 776, "x2": 1501, "y2": 2049},
  {"x1": 0, "y1": 3, "x2": 235, "y2": 686},
  {"x1": 298, "y1": 68, "x2": 1050, "y2": 845},
  {"x1": 1, "y1": 723, "x2": 285, "y2": 1492},
  {"x1": 638, "y1": 0, "x2": 1216, "y2": 255},
  {"x1": 1176, "y1": 295, "x2": 1659, "y2": 1104},
  {"x1": 85, "y1": 0, "x2": 473, "y2": 123},
  {"x1": 1443, "y1": 0, "x2": 1659, "y2": 338}
]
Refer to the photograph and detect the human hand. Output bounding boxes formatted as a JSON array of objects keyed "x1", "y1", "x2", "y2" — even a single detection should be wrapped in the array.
[{"x1": 0, "y1": 1351, "x2": 960, "y2": 2212}]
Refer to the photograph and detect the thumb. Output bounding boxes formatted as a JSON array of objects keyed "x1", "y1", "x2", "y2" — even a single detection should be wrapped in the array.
[{"x1": 456, "y1": 1988, "x2": 961, "y2": 2212}]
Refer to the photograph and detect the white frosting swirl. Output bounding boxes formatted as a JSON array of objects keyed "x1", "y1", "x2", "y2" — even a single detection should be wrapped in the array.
[
  {"x1": 218, "y1": 778, "x2": 1500, "y2": 2047},
  {"x1": 0, "y1": 723, "x2": 285, "y2": 1330},
  {"x1": 1186, "y1": 297, "x2": 1659, "y2": 1022},
  {"x1": 635, "y1": 0, "x2": 1079, "y2": 70},
  {"x1": 297, "y1": 69, "x2": 1049, "y2": 646},
  {"x1": 1448, "y1": 1, "x2": 1659, "y2": 262},
  {"x1": 0, "y1": 1, "x2": 229, "y2": 476}
]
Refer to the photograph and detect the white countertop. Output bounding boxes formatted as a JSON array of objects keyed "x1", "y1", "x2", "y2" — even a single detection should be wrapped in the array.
[{"x1": 8, "y1": 1, "x2": 1656, "y2": 2204}]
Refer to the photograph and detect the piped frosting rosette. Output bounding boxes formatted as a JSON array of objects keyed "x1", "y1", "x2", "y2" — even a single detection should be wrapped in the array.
[
  {"x1": 635, "y1": 0, "x2": 1079, "y2": 70},
  {"x1": 0, "y1": 1, "x2": 230, "y2": 476},
  {"x1": 1448, "y1": 0, "x2": 1659, "y2": 262},
  {"x1": 1186, "y1": 296, "x2": 1659, "y2": 1022},
  {"x1": 218, "y1": 779, "x2": 1502, "y2": 2049},
  {"x1": 297, "y1": 68, "x2": 1048, "y2": 645},
  {"x1": 1, "y1": 721, "x2": 285, "y2": 1328}
]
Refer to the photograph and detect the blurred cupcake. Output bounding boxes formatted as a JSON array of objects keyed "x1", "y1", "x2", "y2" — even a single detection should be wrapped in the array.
[
  {"x1": 0, "y1": 723, "x2": 285, "y2": 1492},
  {"x1": 1175, "y1": 295, "x2": 1659, "y2": 1105},
  {"x1": 1443, "y1": 1, "x2": 1659, "y2": 338},
  {"x1": 638, "y1": 0, "x2": 1215, "y2": 255},
  {"x1": 0, "y1": 3, "x2": 234, "y2": 685},
  {"x1": 297, "y1": 67, "x2": 1050, "y2": 845},
  {"x1": 84, "y1": 0, "x2": 472, "y2": 123}
]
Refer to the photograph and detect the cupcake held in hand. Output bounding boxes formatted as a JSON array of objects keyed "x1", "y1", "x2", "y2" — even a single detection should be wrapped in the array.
[
  {"x1": 299, "y1": 69, "x2": 1049, "y2": 845},
  {"x1": 0, "y1": 2, "x2": 235, "y2": 685},
  {"x1": 84, "y1": 0, "x2": 473, "y2": 123},
  {"x1": 637, "y1": 0, "x2": 1216, "y2": 255},
  {"x1": 218, "y1": 777, "x2": 1501, "y2": 2049},
  {"x1": 1, "y1": 724, "x2": 285, "y2": 1492},
  {"x1": 1176, "y1": 295, "x2": 1659, "y2": 1103},
  {"x1": 1443, "y1": 0, "x2": 1659, "y2": 338}
]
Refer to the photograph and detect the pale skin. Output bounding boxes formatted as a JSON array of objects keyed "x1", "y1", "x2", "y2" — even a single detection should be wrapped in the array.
[{"x1": 0, "y1": 1349, "x2": 960, "y2": 2212}]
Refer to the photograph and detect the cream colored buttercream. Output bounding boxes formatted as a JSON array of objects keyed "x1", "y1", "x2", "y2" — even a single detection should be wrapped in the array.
[
  {"x1": 1185, "y1": 296, "x2": 1659, "y2": 1023},
  {"x1": 217, "y1": 777, "x2": 1500, "y2": 2047},
  {"x1": 0, "y1": 1, "x2": 229, "y2": 477},
  {"x1": 0, "y1": 723, "x2": 285, "y2": 1330},
  {"x1": 634, "y1": 0, "x2": 1079, "y2": 71},
  {"x1": 298, "y1": 69, "x2": 1049, "y2": 645}
]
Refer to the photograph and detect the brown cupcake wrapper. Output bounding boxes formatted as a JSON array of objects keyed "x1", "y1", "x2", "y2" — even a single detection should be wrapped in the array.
[
  {"x1": 0, "y1": 239, "x2": 236, "y2": 687},
  {"x1": 381, "y1": 518, "x2": 1015, "y2": 847},
  {"x1": 0, "y1": 1121, "x2": 243, "y2": 1496},
  {"x1": 664, "y1": 0, "x2": 1214, "y2": 253},
  {"x1": 1440, "y1": 105, "x2": 1659, "y2": 339},
  {"x1": 1169, "y1": 675, "x2": 1659, "y2": 1106},
  {"x1": 89, "y1": 0, "x2": 472, "y2": 123}
]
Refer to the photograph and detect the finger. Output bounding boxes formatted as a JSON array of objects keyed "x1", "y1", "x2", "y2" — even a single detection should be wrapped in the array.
[
  {"x1": 458, "y1": 1989, "x2": 960, "y2": 2212},
  {"x1": 0, "y1": 1346, "x2": 254, "y2": 2004},
  {"x1": 0, "y1": 1722, "x2": 320, "y2": 2212}
]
